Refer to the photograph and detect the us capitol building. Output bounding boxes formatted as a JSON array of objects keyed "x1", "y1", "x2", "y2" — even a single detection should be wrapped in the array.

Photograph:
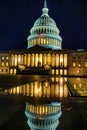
[{"x1": 0, "y1": 0, "x2": 87, "y2": 77}]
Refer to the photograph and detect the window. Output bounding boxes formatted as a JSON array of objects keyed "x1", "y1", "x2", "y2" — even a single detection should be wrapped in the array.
[
  {"x1": 85, "y1": 62, "x2": 87, "y2": 67},
  {"x1": 1, "y1": 62, "x2": 4, "y2": 66},
  {"x1": 64, "y1": 70, "x2": 67, "y2": 75},
  {"x1": 6, "y1": 57, "x2": 9, "y2": 60},
  {"x1": 44, "y1": 38, "x2": 46, "y2": 44},
  {"x1": 10, "y1": 69, "x2": 13, "y2": 74},
  {"x1": 2, "y1": 57, "x2": 4, "y2": 60},
  {"x1": 60, "y1": 54, "x2": 63, "y2": 67},
  {"x1": 6, "y1": 62, "x2": 9, "y2": 67},
  {"x1": 14, "y1": 69, "x2": 16, "y2": 74},
  {"x1": 77, "y1": 70, "x2": 81, "y2": 74},
  {"x1": 6, "y1": 69, "x2": 8, "y2": 72},
  {"x1": 52, "y1": 69, "x2": 55, "y2": 75},
  {"x1": 38, "y1": 38, "x2": 40, "y2": 44},
  {"x1": 78, "y1": 63, "x2": 81, "y2": 67},
  {"x1": 72, "y1": 62, "x2": 76, "y2": 67},
  {"x1": 41, "y1": 38, "x2": 43, "y2": 44},
  {"x1": 56, "y1": 69, "x2": 59, "y2": 75},
  {"x1": 78, "y1": 57, "x2": 81, "y2": 59},
  {"x1": 73, "y1": 57, "x2": 76, "y2": 59},
  {"x1": 64, "y1": 54, "x2": 67, "y2": 67},
  {"x1": 60, "y1": 69, "x2": 63, "y2": 75}
]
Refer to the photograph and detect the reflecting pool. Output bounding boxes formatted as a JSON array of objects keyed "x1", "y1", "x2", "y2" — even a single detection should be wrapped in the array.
[
  {"x1": 2, "y1": 76, "x2": 69, "y2": 98},
  {"x1": 0, "y1": 75, "x2": 87, "y2": 130},
  {"x1": 1, "y1": 76, "x2": 87, "y2": 97}
]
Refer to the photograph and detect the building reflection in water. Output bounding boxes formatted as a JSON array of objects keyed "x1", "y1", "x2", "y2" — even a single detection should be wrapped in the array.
[
  {"x1": 3, "y1": 76, "x2": 65, "y2": 130},
  {"x1": 25, "y1": 102, "x2": 62, "y2": 130},
  {"x1": 2, "y1": 76, "x2": 87, "y2": 129},
  {"x1": 4, "y1": 77, "x2": 69, "y2": 98}
]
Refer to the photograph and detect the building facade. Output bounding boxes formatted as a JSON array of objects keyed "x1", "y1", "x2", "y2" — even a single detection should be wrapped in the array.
[
  {"x1": 68, "y1": 50, "x2": 87, "y2": 76},
  {"x1": 0, "y1": 0, "x2": 86, "y2": 76}
]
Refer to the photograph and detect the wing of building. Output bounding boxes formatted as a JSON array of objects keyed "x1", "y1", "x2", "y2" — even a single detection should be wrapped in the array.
[{"x1": 0, "y1": 0, "x2": 87, "y2": 76}]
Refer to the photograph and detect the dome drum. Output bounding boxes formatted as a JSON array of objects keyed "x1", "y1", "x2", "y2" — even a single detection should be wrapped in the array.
[{"x1": 27, "y1": 36, "x2": 62, "y2": 50}]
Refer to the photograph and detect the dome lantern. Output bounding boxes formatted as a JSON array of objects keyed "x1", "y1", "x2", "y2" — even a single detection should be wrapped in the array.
[{"x1": 42, "y1": 0, "x2": 49, "y2": 16}]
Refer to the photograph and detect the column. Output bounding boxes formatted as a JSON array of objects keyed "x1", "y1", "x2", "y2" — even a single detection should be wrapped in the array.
[
  {"x1": 35, "y1": 53, "x2": 38, "y2": 67},
  {"x1": 52, "y1": 53, "x2": 55, "y2": 67},
  {"x1": 43, "y1": 53, "x2": 46, "y2": 66},
  {"x1": 56, "y1": 54, "x2": 59, "y2": 67},
  {"x1": 31, "y1": 54, "x2": 34, "y2": 67},
  {"x1": 27, "y1": 54, "x2": 30, "y2": 66}
]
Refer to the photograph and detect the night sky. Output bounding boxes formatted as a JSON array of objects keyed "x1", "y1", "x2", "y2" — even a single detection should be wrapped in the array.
[{"x1": 0, "y1": 0, "x2": 87, "y2": 51}]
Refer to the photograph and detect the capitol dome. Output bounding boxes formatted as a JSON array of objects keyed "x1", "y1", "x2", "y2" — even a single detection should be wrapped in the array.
[{"x1": 27, "y1": 0, "x2": 62, "y2": 50}]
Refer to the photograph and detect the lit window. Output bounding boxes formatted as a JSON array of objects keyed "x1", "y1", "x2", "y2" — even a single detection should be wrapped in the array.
[
  {"x1": 2, "y1": 57, "x2": 4, "y2": 60},
  {"x1": 74, "y1": 84, "x2": 76, "y2": 89},
  {"x1": 1, "y1": 62, "x2": 4, "y2": 66},
  {"x1": 52, "y1": 69, "x2": 55, "y2": 75},
  {"x1": 77, "y1": 70, "x2": 81, "y2": 74},
  {"x1": 41, "y1": 38, "x2": 43, "y2": 44},
  {"x1": 6, "y1": 62, "x2": 9, "y2": 66},
  {"x1": 44, "y1": 38, "x2": 46, "y2": 44},
  {"x1": 56, "y1": 70, "x2": 58, "y2": 75},
  {"x1": 38, "y1": 38, "x2": 40, "y2": 44},
  {"x1": 47, "y1": 38, "x2": 48, "y2": 44},
  {"x1": 64, "y1": 70, "x2": 67, "y2": 75},
  {"x1": 6, "y1": 57, "x2": 9, "y2": 60},
  {"x1": 64, "y1": 54, "x2": 67, "y2": 67},
  {"x1": 78, "y1": 63, "x2": 81, "y2": 67},
  {"x1": 10, "y1": 69, "x2": 13, "y2": 74},
  {"x1": 72, "y1": 62, "x2": 76, "y2": 67},
  {"x1": 52, "y1": 77, "x2": 54, "y2": 82},
  {"x1": 60, "y1": 69, "x2": 63, "y2": 75},
  {"x1": 60, "y1": 54, "x2": 63, "y2": 67},
  {"x1": 14, "y1": 69, "x2": 16, "y2": 74},
  {"x1": 85, "y1": 62, "x2": 87, "y2": 67}
]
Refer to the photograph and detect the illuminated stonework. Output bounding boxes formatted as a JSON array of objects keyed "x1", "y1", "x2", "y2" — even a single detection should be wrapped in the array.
[
  {"x1": 9, "y1": 51, "x2": 68, "y2": 75},
  {"x1": 0, "y1": 0, "x2": 66, "y2": 75},
  {"x1": 27, "y1": 0, "x2": 62, "y2": 50},
  {"x1": 0, "y1": 1, "x2": 87, "y2": 76},
  {"x1": 25, "y1": 102, "x2": 62, "y2": 130}
]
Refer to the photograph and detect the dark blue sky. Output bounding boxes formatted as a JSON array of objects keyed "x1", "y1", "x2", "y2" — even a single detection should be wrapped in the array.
[{"x1": 0, "y1": 0, "x2": 87, "y2": 51}]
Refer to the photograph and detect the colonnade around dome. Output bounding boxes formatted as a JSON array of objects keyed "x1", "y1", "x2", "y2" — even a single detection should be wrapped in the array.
[{"x1": 28, "y1": 37, "x2": 61, "y2": 49}]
